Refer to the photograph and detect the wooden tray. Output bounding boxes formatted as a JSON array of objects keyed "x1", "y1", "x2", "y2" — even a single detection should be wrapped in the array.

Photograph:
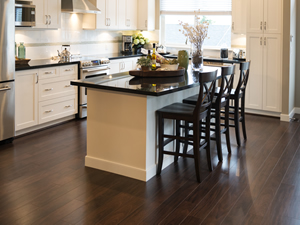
[
  {"x1": 129, "y1": 67, "x2": 185, "y2": 78},
  {"x1": 15, "y1": 58, "x2": 31, "y2": 65}
]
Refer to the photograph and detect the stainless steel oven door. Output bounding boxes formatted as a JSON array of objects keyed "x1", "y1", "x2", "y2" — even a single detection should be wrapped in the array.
[{"x1": 79, "y1": 66, "x2": 110, "y2": 118}]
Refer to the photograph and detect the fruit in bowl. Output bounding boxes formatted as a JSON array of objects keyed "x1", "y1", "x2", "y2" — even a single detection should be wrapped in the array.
[{"x1": 160, "y1": 59, "x2": 179, "y2": 70}]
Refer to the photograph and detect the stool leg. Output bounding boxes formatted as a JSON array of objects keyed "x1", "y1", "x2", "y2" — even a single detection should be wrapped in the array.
[
  {"x1": 193, "y1": 120, "x2": 201, "y2": 182},
  {"x1": 241, "y1": 94, "x2": 247, "y2": 140},
  {"x1": 215, "y1": 105, "x2": 223, "y2": 162},
  {"x1": 174, "y1": 120, "x2": 180, "y2": 163},
  {"x1": 234, "y1": 98, "x2": 241, "y2": 146},
  {"x1": 225, "y1": 101, "x2": 232, "y2": 154},
  {"x1": 205, "y1": 110, "x2": 213, "y2": 171},
  {"x1": 156, "y1": 113, "x2": 164, "y2": 176},
  {"x1": 183, "y1": 121, "x2": 189, "y2": 155}
]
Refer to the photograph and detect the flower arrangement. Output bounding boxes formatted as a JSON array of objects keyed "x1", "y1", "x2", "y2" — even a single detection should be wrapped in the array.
[
  {"x1": 132, "y1": 33, "x2": 150, "y2": 53},
  {"x1": 179, "y1": 10, "x2": 209, "y2": 70},
  {"x1": 137, "y1": 56, "x2": 151, "y2": 71}
]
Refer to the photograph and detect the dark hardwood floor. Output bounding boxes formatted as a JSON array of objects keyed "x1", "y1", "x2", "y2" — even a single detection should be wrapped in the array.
[{"x1": 1, "y1": 114, "x2": 300, "y2": 224}]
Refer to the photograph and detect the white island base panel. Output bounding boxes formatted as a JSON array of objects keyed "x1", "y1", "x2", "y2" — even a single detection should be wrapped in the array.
[{"x1": 85, "y1": 86, "x2": 199, "y2": 181}]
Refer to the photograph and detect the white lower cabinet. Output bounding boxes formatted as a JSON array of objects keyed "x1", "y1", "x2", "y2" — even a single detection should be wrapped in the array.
[
  {"x1": 15, "y1": 70, "x2": 39, "y2": 131},
  {"x1": 15, "y1": 65, "x2": 78, "y2": 131},
  {"x1": 246, "y1": 33, "x2": 281, "y2": 112},
  {"x1": 109, "y1": 57, "x2": 138, "y2": 74}
]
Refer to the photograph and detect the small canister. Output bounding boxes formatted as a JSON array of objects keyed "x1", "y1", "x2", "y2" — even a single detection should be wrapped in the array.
[
  {"x1": 178, "y1": 50, "x2": 189, "y2": 71},
  {"x1": 220, "y1": 48, "x2": 228, "y2": 59}
]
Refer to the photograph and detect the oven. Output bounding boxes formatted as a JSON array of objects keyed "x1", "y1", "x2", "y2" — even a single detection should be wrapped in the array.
[
  {"x1": 79, "y1": 59, "x2": 110, "y2": 118},
  {"x1": 15, "y1": 1, "x2": 36, "y2": 27}
]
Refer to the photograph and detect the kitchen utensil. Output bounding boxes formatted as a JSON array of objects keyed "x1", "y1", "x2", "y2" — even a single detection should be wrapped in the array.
[{"x1": 57, "y1": 45, "x2": 71, "y2": 62}]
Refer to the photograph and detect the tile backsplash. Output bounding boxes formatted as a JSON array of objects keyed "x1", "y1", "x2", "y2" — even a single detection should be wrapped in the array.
[{"x1": 15, "y1": 13, "x2": 145, "y2": 60}]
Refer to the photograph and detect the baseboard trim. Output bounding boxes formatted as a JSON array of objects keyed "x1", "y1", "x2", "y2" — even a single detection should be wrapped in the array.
[
  {"x1": 15, "y1": 115, "x2": 76, "y2": 137},
  {"x1": 85, "y1": 154, "x2": 175, "y2": 182},
  {"x1": 245, "y1": 109, "x2": 281, "y2": 118},
  {"x1": 280, "y1": 107, "x2": 298, "y2": 122}
]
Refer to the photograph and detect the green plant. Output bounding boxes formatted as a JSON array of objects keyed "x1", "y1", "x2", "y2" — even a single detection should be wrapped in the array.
[{"x1": 137, "y1": 57, "x2": 152, "y2": 67}]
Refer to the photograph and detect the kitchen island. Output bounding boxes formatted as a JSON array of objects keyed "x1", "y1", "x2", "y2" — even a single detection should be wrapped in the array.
[{"x1": 71, "y1": 66, "x2": 221, "y2": 181}]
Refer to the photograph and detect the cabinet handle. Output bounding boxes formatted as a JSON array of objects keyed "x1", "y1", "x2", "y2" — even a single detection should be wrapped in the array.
[
  {"x1": 45, "y1": 15, "x2": 48, "y2": 25},
  {"x1": 232, "y1": 22, "x2": 234, "y2": 31},
  {"x1": 260, "y1": 21, "x2": 262, "y2": 30},
  {"x1": 45, "y1": 88, "x2": 53, "y2": 91},
  {"x1": 36, "y1": 73, "x2": 38, "y2": 84},
  {"x1": 45, "y1": 71, "x2": 53, "y2": 74},
  {"x1": 260, "y1": 37, "x2": 262, "y2": 45},
  {"x1": 264, "y1": 21, "x2": 266, "y2": 30},
  {"x1": 49, "y1": 15, "x2": 51, "y2": 25},
  {"x1": 264, "y1": 37, "x2": 266, "y2": 45},
  {"x1": 45, "y1": 109, "x2": 53, "y2": 113},
  {"x1": 65, "y1": 85, "x2": 71, "y2": 87},
  {"x1": 128, "y1": 19, "x2": 130, "y2": 27},
  {"x1": 65, "y1": 105, "x2": 73, "y2": 108},
  {"x1": 65, "y1": 69, "x2": 73, "y2": 71},
  {"x1": 145, "y1": 20, "x2": 147, "y2": 28}
]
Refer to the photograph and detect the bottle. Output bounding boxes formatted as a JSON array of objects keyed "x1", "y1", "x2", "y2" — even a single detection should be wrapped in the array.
[
  {"x1": 18, "y1": 42, "x2": 26, "y2": 59},
  {"x1": 151, "y1": 43, "x2": 156, "y2": 70},
  {"x1": 147, "y1": 50, "x2": 151, "y2": 60}
]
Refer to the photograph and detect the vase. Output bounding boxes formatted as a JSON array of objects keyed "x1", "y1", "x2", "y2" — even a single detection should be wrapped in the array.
[
  {"x1": 178, "y1": 50, "x2": 189, "y2": 71},
  {"x1": 191, "y1": 42, "x2": 204, "y2": 71},
  {"x1": 133, "y1": 45, "x2": 143, "y2": 54},
  {"x1": 18, "y1": 42, "x2": 26, "y2": 59},
  {"x1": 141, "y1": 66, "x2": 150, "y2": 71}
]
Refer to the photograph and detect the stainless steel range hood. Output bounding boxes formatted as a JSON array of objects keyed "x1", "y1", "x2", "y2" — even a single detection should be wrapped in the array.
[{"x1": 61, "y1": 0, "x2": 101, "y2": 14}]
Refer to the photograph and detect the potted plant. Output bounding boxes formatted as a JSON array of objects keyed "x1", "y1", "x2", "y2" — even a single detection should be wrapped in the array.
[
  {"x1": 137, "y1": 57, "x2": 151, "y2": 71},
  {"x1": 132, "y1": 33, "x2": 150, "y2": 54}
]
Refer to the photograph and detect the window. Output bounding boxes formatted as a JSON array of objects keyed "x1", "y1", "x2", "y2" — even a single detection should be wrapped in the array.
[{"x1": 160, "y1": 0, "x2": 232, "y2": 48}]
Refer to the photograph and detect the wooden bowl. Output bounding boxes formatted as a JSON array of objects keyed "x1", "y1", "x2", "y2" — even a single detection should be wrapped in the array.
[{"x1": 15, "y1": 58, "x2": 31, "y2": 65}]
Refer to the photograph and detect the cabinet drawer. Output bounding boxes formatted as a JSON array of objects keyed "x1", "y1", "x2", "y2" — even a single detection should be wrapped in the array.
[
  {"x1": 39, "y1": 67, "x2": 59, "y2": 80},
  {"x1": 39, "y1": 95, "x2": 78, "y2": 124},
  {"x1": 60, "y1": 65, "x2": 77, "y2": 77},
  {"x1": 39, "y1": 79, "x2": 77, "y2": 102}
]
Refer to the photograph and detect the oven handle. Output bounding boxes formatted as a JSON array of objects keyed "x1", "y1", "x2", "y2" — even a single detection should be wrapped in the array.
[{"x1": 82, "y1": 67, "x2": 110, "y2": 73}]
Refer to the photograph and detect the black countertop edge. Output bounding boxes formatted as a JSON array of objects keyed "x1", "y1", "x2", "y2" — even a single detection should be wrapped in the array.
[
  {"x1": 107, "y1": 53, "x2": 143, "y2": 60},
  {"x1": 164, "y1": 54, "x2": 246, "y2": 64},
  {"x1": 15, "y1": 61, "x2": 79, "y2": 71},
  {"x1": 70, "y1": 79, "x2": 200, "y2": 97}
]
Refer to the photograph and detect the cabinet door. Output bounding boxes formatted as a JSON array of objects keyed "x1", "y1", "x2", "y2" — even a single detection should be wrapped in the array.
[
  {"x1": 245, "y1": 33, "x2": 263, "y2": 110},
  {"x1": 263, "y1": 34, "x2": 281, "y2": 112},
  {"x1": 32, "y1": 0, "x2": 47, "y2": 28},
  {"x1": 109, "y1": 60, "x2": 120, "y2": 74},
  {"x1": 247, "y1": 0, "x2": 264, "y2": 33},
  {"x1": 15, "y1": 70, "x2": 39, "y2": 131},
  {"x1": 118, "y1": 0, "x2": 127, "y2": 29},
  {"x1": 264, "y1": 0, "x2": 282, "y2": 33},
  {"x1": 96, "y1": 0, "x2": 107, "y2": 29},
  {"x1": 137, "y1": 0, "x2": 148, "y2": 30},
  {"x1": 122, "y1": 60, "x2": 133, "y2": 72},
  {"x1": 232, "y1": 0, "x2": 246, "y2": 34},
  {"x1": 47, "y1": 0, "x2": 61, "y2": 29},
  {"x1": 126, "y1": 0, "x2": 137, "y2": 30},
  {"x1": 106, "y1": 0, "x2": 118, "y2": 29}
]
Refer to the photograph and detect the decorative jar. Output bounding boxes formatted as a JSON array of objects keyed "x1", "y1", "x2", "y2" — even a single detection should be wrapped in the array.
[{"x1": 191, "y1": 42, "x2": 203, "y2": 71}]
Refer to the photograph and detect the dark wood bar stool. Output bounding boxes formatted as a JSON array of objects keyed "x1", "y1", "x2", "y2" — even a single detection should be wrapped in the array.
[
  {"x1": 224, "y1": 61, "x2": 251, "y2": 146},
  {"x1": 182, "y1": 65, "x2": 236, "y2": 162},
  {"x1": 156, "y1": 70, "x2": 218, "y2": 182}
]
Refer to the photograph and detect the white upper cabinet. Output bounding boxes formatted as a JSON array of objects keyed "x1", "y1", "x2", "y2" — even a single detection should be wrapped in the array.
[
  {"x1": 247, "y1": 0, "x2": 282, "y2": 34},
  {"x1": 231, "y1": 0, "x2": 246, "y2": 34},
  {"x1": 137, "y1": 0, "x2": 155, "y2": 31},
  {"x1": 106, "y1": 0, "x2": 118, "y2": 29},
  {"x1": 32, "y1": 0, "x2": 61, "y2": 29},
  {"x1": 119, "y1": 0, "x2": 137, "y2": 30}
]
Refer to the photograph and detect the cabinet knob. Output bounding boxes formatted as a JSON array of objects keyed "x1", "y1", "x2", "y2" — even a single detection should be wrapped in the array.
[
  {"x1": 264, "y1": 21, "x2": 266, "y2": 30},
  {"x1": 45, "y1": 71, "x2": 53, "y2": 74},
  {"x1": 65, "y1": 105, "x2": 73, "y2": 108},
  {"x1": 45, "y1": 88, "x2": 53, "y2": 91},
  {"x1": 65, "y1": 85, "x2": 71, "y2": 87},
  {"x1": 65, "y1": 69, "x2": 73, "y2": 71},
  {"x1": 260, "y1": 21, "x2": 262, "y2": 30}
]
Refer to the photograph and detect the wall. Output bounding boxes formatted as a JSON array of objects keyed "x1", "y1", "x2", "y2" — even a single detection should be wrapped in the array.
[
  {"x1": 295, "y1": 1, "x2": 300, "y2": 107},
  {"x1": 15, "y1": 13, "x2": 158, "y2": 60},
  {"x1": 289, "y1": 0, "x2": 296, "y2": 113}
]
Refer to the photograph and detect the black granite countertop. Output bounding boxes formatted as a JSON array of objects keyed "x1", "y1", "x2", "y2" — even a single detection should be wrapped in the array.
[
  {"x1": 15, "y1": 53, "x2": 144, "y2": 71},
  {"x1": 71, "y1": 66, "x2": 221, "y2": 97},
  {"x1": 164, "y1": 54, "x2": 246, "y2": 64}
]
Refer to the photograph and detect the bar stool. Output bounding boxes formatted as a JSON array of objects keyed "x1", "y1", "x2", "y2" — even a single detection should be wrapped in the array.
[
  {"x1": 156, "y1": 70, "x2": 218, "y2": 182},
  {"x1": 182, "y1": 65, "x2": 236, "y2": 162},
  {"x1": 225, "y1": 61, "x2": 251, "y2": 146}
]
